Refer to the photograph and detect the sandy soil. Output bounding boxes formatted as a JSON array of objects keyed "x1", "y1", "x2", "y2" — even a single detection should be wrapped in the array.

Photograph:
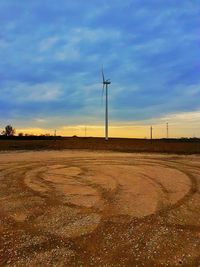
[{"x1": 0, "y1": 150, "x2": 200, "y2": 266}]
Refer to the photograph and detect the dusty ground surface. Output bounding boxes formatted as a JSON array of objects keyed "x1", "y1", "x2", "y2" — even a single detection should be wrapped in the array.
[{"x1": 0, "y1": 150, "x2": 200, "y2": 266}]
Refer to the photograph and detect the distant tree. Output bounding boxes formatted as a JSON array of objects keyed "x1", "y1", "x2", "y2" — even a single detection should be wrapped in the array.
[
  {"x1": 39, "y1": 133, "x2": 50, "y2": 137},
  {"x1": 3, "y1": 125, "x2": 15, "y2": 136},
  {"x1": 18, "y1": 132, "x2": 24, "y2": 137}
]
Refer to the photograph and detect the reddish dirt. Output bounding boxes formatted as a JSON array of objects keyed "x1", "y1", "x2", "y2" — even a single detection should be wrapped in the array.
[{"x1": 0, "y1": 150, "x2": 200, "y2": 266}]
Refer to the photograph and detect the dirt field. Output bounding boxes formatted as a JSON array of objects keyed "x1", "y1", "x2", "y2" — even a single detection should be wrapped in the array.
[{"x1": 0, "y1": 150, "x2": 200, "y2": 266}]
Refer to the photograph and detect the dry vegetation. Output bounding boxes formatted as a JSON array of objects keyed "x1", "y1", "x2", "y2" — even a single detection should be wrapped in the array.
[
  {"x1": 0, "y1": 150, "x2": 200, "y2": 266},
  {"x1": 0, "y1": 137, "x2": 200, "y2": 154}
]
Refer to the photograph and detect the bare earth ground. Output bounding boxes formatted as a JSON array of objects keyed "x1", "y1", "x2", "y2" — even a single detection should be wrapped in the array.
[{"x1": 0, "y1": 150, "x2": 200, "y2": 266}]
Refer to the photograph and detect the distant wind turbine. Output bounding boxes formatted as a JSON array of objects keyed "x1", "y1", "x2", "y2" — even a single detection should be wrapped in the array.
[
  {"x1": 150, "y1": 126, "x2": 153, "y2": 141},
  {"x1": 166, "y1": 122, "x2": 169, "y2": 139},
  {"x1": 101, "y1": 67, "x2": 111, "y2": 141}
]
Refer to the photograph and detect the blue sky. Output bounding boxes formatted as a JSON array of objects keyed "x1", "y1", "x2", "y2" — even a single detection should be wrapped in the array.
[{"x1": 0, "y1": 0, "x2": 200, "y2": 137}]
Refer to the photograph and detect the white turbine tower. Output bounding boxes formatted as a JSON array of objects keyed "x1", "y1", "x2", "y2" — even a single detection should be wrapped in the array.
[{"x1": 101, "y1": 67, "x2": 111, "y2": 141}]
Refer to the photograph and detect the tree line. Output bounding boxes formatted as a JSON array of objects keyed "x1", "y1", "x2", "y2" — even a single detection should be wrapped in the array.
[{"x1": 0, "y1": 125, "x2": 53, "y2": 137}]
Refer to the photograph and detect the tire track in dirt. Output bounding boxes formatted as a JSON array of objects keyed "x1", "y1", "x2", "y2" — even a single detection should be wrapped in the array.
[{"x1": 0, "y1": 151, "x2": 200, "y2": 266}]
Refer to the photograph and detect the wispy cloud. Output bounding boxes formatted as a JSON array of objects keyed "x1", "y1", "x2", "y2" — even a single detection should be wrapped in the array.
[
  {"x1": 2, "y1": 82, "x2": 62, "y2": 102},
  {"x1": 39, "y1": 36, "x2": 59, "y2": 52}
]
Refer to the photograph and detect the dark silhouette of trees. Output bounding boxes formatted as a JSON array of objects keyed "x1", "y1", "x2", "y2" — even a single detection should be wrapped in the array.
[{"x1": 1, "y1": 125, "x2": 15, "y2": 136}]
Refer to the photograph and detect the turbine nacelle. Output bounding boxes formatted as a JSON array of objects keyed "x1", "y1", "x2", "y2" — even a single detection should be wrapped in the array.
[{"x1": 103, "y1": 79, "x2": 111, "y2": 85}]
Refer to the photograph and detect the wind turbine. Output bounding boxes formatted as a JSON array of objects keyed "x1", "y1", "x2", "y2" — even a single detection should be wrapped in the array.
[
  {"x1": 166, "y1": 122, "x2": 169, "y2": 139},
  {"x1": 101, "y1": 67, "x2": 111, "y2": 141}
]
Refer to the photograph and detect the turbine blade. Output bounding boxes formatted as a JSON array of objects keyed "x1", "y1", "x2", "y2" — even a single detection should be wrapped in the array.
[{"x1": 102, "y1": 66, "x2": 105, "y2": 83}]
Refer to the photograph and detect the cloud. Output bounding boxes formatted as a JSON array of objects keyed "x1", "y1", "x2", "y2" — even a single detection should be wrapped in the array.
[
  {"x1": 39, "y1": 36, "x2": 59, "y2": 52},
  {"x1": 2, "y1": 82, "x2": 62, "y2": 102},
  {"x1": 37, "y1": 27, "x2": 121, "y2": 62},
  {"x1": 161, "y1": 110, "x2": 200, "y2": 124},
  {"x1": 34, "y1": 118, "x2": 46, "y2": 123},
  {"x1": 0, "y1": 1, "x2": 200, "y2": 137}
]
